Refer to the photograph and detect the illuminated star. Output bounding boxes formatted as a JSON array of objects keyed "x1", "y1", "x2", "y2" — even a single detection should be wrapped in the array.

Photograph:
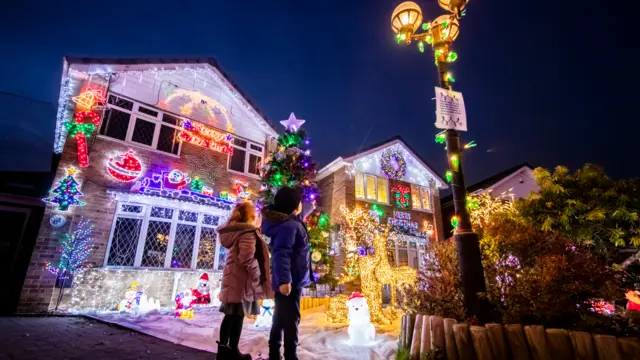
[
  {"x1": 279, "y1": 112, "x2": 305, "y2": 131},
  {"x1": 185, "y1": 150, "x2": 225, "y2": 184}
]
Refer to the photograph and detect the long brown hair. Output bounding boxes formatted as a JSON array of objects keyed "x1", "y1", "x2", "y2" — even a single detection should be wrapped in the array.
[{"x1": 226, "y1": 201, "x2": 256, "y2": 224}]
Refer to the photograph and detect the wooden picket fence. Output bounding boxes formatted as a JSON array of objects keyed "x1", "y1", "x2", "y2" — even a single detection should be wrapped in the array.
[
  {"x1": 258, "y1": 297, "x2": 330, "y2": 312},
  {"x1": 399, "y1": 314, "x2": 640, "y2": 360}
]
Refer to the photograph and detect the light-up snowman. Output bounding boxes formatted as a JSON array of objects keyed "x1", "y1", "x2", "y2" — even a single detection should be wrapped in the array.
[
  {"x1": 254, "y1": 299, "x2": 275, "y2": 328},
  {"x1": 346, "y1": 292, "x2": 376, "y2": 346}
]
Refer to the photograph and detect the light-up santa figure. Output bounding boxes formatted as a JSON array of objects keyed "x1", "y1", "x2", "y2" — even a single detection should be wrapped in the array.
[
  {"x1": 346, "y1": 292, "x2": 376, "y2": 346},
  {"x1": 174, "y1": 273, "x2": 212, "y2": 319},
  {"x1": 191, "y1": 273, "x2": 212, "y2": 305}
]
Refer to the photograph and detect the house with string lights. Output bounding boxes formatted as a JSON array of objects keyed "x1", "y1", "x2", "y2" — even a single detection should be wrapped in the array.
[
  {"x1": 316, "y1": 136, "x2": 448, "y2": 274},
  {"x1": 18, "y1": 57, "x2": 279, "y2": 312}
]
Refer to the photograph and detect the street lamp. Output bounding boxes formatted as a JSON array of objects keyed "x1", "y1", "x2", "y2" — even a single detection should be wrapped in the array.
[{"x1": 390, "y1": 1, "x2": 487, "y2": 321}]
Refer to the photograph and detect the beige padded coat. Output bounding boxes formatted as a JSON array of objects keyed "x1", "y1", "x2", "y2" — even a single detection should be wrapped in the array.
[{"x1": 218, "y1": 222, "x2": 274, "y2": 304}]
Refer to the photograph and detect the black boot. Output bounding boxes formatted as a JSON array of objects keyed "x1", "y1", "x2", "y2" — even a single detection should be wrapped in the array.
[
  {"x1": 216, "y1": 341, "x2": 232, "y2": 359},
  {"x1": 230, "y1": 347, "x2": 252, "y2": 360}
]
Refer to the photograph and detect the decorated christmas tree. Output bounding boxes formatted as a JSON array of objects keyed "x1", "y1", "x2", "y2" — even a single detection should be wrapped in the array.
[
  {"x1": 45, "y1": 218, "x2": 94, "y2": 310},
  {"x1": 305, "y1": 211, "x2": 337, "y2": 289},
  {"x1": 43, "y1": 168, "x2": 85, "y2": 211},
  {"x1": 259, "y1": 113, "x2": 318, "y2": 205}
]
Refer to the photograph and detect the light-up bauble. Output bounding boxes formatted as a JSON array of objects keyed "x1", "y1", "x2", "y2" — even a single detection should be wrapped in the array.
[{"x1": 106, "y1": 150, "x2": 143, "y2": 182}]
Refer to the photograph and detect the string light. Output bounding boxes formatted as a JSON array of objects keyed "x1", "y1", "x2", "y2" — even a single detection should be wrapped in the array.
[
  {"x1": 45, "y1": 218, "x2": 94, "y2": 277},
  {"x1": 66, "y1": 111, "x2": 100, "y2": 167},
  {"x1": 42, "y1": 167, "x2": 85, "y2": 211},
  {"x1": 179, "y1": 120, "x2": 233, "y2": 154},
  {"x1": 68, "y1": 268, "x2": 222, "y2": 312},
  {"x1": 446, "y1": 72, "x2": 456, "y2": 83},
  {"x1": 450, "y1": 154, "x2": 459, "y2": 171},
  {"x1": 447, "y1": 52, "x2": 458, "y2": 62},
  {"x1": 380, "y1": 148, "x2": 407, "y2": 180},
  {"x1": 332, "y1": 208, "x2": 416, "y2": 325},
  {"x1": 106, "y1": 150, "x2": 143, "y2": 182},
  {"x1": 445, "y1": 170, "x2": 453, "y2": 183},
  {"x1": 392, "y1": 185, "x2": 411, "y2": 208},
  {"x1": 54, "y1": 66, "x2": 277, "y2": 154},
  {"x1": 464, "y1": 140, "x2": 477, "y2": 149},
  {"x1": 435, "y1": 132, "x2": 446, "y2": 144}
]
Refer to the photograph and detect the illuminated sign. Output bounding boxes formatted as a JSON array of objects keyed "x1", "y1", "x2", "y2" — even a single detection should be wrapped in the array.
[{"x1": 178, "y1": 120, "x2": 233, "y2": 154}]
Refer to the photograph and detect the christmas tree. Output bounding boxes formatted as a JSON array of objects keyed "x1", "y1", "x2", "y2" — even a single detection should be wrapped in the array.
[
  {"x1": 259, "y1": 113, "x2": 318, "y2": 205},
  {"x1": 43, "y1": 168, "x2": 85, "y2": 211},
  {"x1": 45, "y1": 218, "x2": 94, "y2": 310},
  {"x1": 305, "y1": 211, "x2": 337, "y2": 289}
]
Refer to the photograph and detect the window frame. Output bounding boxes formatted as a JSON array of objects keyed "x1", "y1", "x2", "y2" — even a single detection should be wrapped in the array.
[
  {"x1": 227, "y1": 137, "x2": 264, "y2": 179},
  {"x1": 99, "y1": 93, "x2": 184, "y2": 157},
  {"x1": 410, "y1": 184, "x2": 433, "y2": 212},
  {"x1": 104, "y1": 199, "x2": 227, "y2": 270},
  {"x1": 354, "y1": 172, "x2": 389, "y2": 205}
]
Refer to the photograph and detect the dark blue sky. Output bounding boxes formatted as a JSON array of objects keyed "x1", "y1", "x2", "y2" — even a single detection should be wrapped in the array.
[{"x1": 0, "y1": 0, "x2": 634, "y2": 182}]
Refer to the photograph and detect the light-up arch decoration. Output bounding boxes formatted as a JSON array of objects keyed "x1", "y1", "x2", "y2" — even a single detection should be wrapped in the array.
[{"x1": 164, "y1": 88, "x2": 234, "y2": 131}]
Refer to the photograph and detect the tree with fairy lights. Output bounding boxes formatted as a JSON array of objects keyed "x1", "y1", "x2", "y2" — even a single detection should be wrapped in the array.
[
  {"x1": 305, "y1": 211, "x2": 337, "y2": 289},
  {"x1": 259, "y1": 113, "x2": 318, "y2": 205},
  {"x1": 42, "y1": 167, "x2": 85, "y2": 211},
  {"x1": 45, "y1": 218, "x2": 94, "y2": 310}
]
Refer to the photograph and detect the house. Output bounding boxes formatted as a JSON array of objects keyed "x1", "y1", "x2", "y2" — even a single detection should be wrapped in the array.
[
  {"x1": 440, "y1": 163, "x2": 538, "y2": 236},
  {"x1": 18, "y1": 57, "x2": 279, "y2": 312},
  {"x1": 316, "y1": 136, "x2": 447, "y2": 275}
]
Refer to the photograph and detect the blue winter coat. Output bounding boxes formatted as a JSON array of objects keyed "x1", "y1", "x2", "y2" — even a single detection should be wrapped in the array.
[{"x1": 261, "y1": 205, "x2": 314, "y2": 290}]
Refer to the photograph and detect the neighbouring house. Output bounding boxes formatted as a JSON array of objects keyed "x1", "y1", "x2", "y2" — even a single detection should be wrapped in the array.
[
  {"x1": 440, "y1": 162, "x2": 538, "y2": 237},
  {"x1": 316, "y1": 136, "x2": 448, "y2": 276},
  {"x1": 18, "y1": 57, "x2": 279, "y2": 313}
]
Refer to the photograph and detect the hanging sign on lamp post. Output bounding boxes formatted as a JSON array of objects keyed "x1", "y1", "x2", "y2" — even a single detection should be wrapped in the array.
[{"x1": 434, "y1": 87, "x2": 467, "y2": 131}]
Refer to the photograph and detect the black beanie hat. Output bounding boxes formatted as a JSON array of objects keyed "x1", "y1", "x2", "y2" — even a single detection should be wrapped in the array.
[{"x1": 274, "y1": 186, "x2": 303, "y2": 215}]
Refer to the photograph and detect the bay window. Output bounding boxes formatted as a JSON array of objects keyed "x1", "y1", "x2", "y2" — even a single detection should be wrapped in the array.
[{"x1": 105, "y1": 199, "x2": 227, "y2": 271}]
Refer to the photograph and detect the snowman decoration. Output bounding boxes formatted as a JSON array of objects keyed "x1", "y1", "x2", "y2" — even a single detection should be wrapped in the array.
[
  {"x1": 255, "y1": 299, "x2": 275, "y2": 328},
  {"x1": 346, "y1": 292, "x2": 376, "y2": 346},
  {"x1": 118, "y1": 282, "x2": 160, "y2": 313}
]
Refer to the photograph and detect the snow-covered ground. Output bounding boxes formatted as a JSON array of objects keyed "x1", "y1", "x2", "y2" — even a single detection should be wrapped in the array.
[{"x1": 87, "y1": 306, "x2": 400, "y2": 359}]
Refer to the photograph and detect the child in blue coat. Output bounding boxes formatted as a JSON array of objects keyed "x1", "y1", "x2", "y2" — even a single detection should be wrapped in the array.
[{"x1": 261, "y1": 186, "x2": 314, "y2": 360}]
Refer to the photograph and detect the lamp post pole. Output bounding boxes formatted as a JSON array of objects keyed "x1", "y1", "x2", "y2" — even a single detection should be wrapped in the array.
[
  {"x1": 436, "y1": 55, "x2": 486, "y2": 320},
  {"x1": 391, "y1": 1, "x2": 488, "y2": 321}
]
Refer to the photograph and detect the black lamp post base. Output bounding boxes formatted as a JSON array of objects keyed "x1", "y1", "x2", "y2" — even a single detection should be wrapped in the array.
[{"x1": 454, "y1": 231, "x2": 488, "y2": 321}]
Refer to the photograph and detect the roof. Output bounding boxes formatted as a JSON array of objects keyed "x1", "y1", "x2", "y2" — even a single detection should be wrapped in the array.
[
  {"x1": 64, "y1": 56, "x2": 279, "y2": 134},
  {"x1": 441, "y1": 162, "x2": 534, "y2": 204},
  {"x1": 317, "y1": 135, "x2": 448, "y2": 188}
]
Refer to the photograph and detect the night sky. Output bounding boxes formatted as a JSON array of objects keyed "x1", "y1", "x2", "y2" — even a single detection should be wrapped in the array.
[{"x1": 0, "y1": 0, "x2": 634, "y2": 183}]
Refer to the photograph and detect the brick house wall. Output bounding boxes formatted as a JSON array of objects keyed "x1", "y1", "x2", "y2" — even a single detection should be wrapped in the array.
[
  {"x1": 19, "y1": 131, "x2": 262, "y2": 312},
  {"x1": 317, "y1": 165, "x2": 443, "y2": 278}
]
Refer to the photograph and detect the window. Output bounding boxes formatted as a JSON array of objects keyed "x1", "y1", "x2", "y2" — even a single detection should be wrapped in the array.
[
  {"x1": 105, "y1": 201, "x2": 227, "y2": 270},
  {"x1": 354, "y1": 172, "x2": 388, "y2": 203},
  {"x1": 228, "y1": 137, "x2": 263, "y2": 176},
  {"x1": 411, "y1": 184, "x2": 431, "y2": 211},
  {"x1": 99, "y1": 94, "x2": 182, "y2": 155}
]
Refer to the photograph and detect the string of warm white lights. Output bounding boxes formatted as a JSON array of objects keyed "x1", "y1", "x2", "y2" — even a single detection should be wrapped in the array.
[{"x1": 54, "y1": 66, "x2": 276, "y2": 153}]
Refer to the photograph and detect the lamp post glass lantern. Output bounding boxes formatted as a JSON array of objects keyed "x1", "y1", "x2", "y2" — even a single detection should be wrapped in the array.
[{"x1": 390, "y1": 0, "x2": 488, "y2": 321}]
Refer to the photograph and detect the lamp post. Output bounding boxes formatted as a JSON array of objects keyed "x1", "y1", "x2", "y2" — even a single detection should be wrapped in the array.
[{"x1": 391, "y1": 0, "x2": 487, "y2": 320}]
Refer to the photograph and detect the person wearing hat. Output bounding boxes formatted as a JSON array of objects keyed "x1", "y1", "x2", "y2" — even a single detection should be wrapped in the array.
[{"x1": 261, "y1": 186, "x2": 315, "y2": 360}]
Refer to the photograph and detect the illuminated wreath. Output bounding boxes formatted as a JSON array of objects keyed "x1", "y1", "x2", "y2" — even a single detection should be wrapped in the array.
[{"x1": 380, "y1": 149, "x2": 406, "y2": 179}]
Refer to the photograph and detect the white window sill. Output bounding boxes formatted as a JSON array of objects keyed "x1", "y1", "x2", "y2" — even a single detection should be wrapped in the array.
[
  {"x1": 355, "y1": 197, "x2": 391, "y2": 206},
  {"x1": 97, "y1": 135, "x2": 181, "y2": 159}
]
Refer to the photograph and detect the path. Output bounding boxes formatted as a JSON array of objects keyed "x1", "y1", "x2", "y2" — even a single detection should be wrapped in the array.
[{"x1": 0, "y1": 316, "x2": 214, "y2": 360}]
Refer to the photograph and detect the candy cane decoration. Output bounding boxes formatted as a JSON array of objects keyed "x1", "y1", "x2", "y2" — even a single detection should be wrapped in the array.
[{"x1": 65, "y1": 111, "x2": 100, "y2": 167}]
